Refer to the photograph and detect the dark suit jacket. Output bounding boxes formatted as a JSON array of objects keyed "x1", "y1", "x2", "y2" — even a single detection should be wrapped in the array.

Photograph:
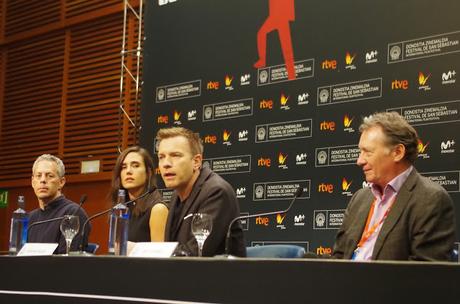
[
  {"x1": 333, "y1": 169, "x2": 456, "y2": 261},
  {"x1": 164, "y1": 165, "x2": 246, "y2": 257}
]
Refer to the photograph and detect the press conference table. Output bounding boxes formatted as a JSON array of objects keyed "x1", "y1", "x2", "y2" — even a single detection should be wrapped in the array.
[{"x1": 0, "y1": 255, "x2": 458, "y2": 304}]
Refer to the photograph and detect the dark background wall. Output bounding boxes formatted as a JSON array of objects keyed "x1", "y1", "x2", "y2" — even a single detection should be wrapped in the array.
[{"x1": 141, "y1": 0, "x2": 460, "y2": 253}]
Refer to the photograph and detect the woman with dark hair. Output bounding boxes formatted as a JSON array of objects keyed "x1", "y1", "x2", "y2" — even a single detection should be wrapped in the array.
[{"x1": 111, "y1": 146, "x2": 168, "y2": 242}]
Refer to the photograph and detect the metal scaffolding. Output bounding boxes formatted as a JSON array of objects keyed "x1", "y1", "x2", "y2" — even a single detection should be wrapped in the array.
[{"x1": 118, "y1": 0, "x2": 144, "y2": 152}]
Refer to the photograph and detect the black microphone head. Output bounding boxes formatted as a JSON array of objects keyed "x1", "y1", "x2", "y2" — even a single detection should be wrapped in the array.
[
  {"x1": 79, "y1": 194, "x2": 88, "y2": 205},
  {"x1": 295, "y1": 187, "x2": 303, "y2": 198}
]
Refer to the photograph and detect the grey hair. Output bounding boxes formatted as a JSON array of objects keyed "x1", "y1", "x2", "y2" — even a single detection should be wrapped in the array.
[
  {"x1": 359, "y1": 112, "x2": 419, "y2": 163},
  {"x1": 32, "y1": 154, "x2": 66, "y2": 177}
]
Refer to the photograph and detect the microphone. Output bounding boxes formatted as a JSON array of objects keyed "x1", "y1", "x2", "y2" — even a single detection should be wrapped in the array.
[
  {"x1": 224, "y1": 187, "x2": 304, "y2": 255},
  {"x1": 71, "y1": 194, "x2": 87, "y2": 216},
  {"x1": 26, "y1": 194, "x2": 88, "y2": 241},
  {"x1": 79, "y1": 188, "x2": 155, "y2": 252}
]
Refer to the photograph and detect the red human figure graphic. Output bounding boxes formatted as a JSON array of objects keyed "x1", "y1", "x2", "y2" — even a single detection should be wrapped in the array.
[{"x1": 254, "y1": 0, "x2": 296, "y2": 80}]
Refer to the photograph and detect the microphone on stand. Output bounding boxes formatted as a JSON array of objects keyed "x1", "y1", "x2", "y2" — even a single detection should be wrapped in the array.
[
  {"x1": 79, "y1": 188, "x2": 155, "y2": 252},
  {"x1": 26, "y1": 194, "x2": 88, "y2": 241},
  {"x1": 224, "y1": 187, "x2": 304, "y2": 255}
]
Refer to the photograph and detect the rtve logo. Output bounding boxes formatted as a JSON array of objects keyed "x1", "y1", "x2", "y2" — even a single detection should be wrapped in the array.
[
  {"x1": 257, "y1": 157, "x2": 271, "y2": 167},
  {"x1": 207, "y1": 81, "x2": 220, "y2": 90},
  {"x1": 391, "y1": 79, "x2": 409, "y2": 90},
  {"x1": 255, "y1": 216, "x2": 269, "y2": 226},
  {"x1": 223, "y1": 130, "x2": 231, "y2": 142},
  {"x1": 318, "y1": 183, "x2": 334, "y2": 193},
  {"x1": 320, "y1": 120, "x2": 336, "y2": 131},
  {"x1": 157, "y1": 115, "x2": 169, "y2": 124},
  {"x1": 203, "y1": 135, "x2": 217, "y2": 144},
  {"x1": 321, "y1": 59, "x2": 337, "y2": 70},
  {"x1": 259, "y1": 99, "x2": 273, "y2": 109},
  {"x1": 316, "y1": 246, "x2": 332, "y2": 255}
]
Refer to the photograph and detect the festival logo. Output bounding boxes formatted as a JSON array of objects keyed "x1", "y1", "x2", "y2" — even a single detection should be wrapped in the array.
[
  {"x1": 278, "y1": 152, "x2": 288, "y2": 169},
  {"x1": 417, "y1": 139, "x2": 430, "y2": 159},
  {"x1": 223, "y1": 130, "x2": 232, "y2": 146},
  {"x1": 345, "y1": 52, "x2": 356, "y2": 70},
  {"x1": 418, "y1": 72, "x2": 431, "y2": 91},
  {"x1": 225, "y1": 75, "x2": 234, "y2": 91},
  {"x1": 280, "y1": 93, "x2": 290, "y2": 110},
  {"x1": 343, "y1": 114, "x2": 355, "y2": 133},
  {"x1": 341, "y1": 178, "x2": 353, "y2": 196},
  {"x1": 173, "y1": 110, "x2": 182, "y2": 125},
  {"x1": 276, "y1": 213, "x2": 287, "y2": 230}
]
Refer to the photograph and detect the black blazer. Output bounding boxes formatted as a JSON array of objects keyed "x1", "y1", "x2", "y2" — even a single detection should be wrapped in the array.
[{"x1": 165, "y1": 165, "x2": 246, "y2": 257}]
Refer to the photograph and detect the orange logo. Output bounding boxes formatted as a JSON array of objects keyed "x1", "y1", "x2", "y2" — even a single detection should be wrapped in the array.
[
  {"x1": 316, "y1": 246, "x2": 332, "y2": 255},
  {"x1": 417, "y1": 139, "x2": 429, "y2": 153},
  {"x1": 223, "y1": 130, "x2": 231, "y2": 142},
  {"x1": 318, "y1": 183, "x2": 334, "y2": 193},
  {"x1": 155, "y1": 168, "x2": 161, "y2": 175},
  {"x1": 255, "y1": 216, "x2": 269, "y2": 226},
  {"x1": 345, "y1": 52, "x2": 356, "y2": 65},
  {"x1": 418, "y1": 72, "x2": 430, "y2": 86},
  {"x1": 157, "y1": 115, "x2": 169, "y2": 124},
  {"x1": 343, "y1": 115, "x2": 354, "y2": 128},
  {"x1": 257, "y1": 157, "x2": 271, "y2": 167},
  {"x1": 320, "y1": 121, "x2": 336, "y2": 131},
  {"x1": 342, "y1": 178, "x2": 352, "y2": 191},
  {"x1": 322, "y1": 59, "x2": 337, "y2": 70},
  {"x1": 207, "y1": 81, "x2": 219, "y2": 90},
  {"x1": 225, "y1": 75, "x2": 233, "y2": 87},
  {"x1": 278, "y1": 153, "x2": 288, "y2": 165},
  {"x1": 173, "y1": 111, "x2": 181, "y2": 121},
  {"x1": 259, "y1": 99, "x2": 274, "y2": 109},
  {"x1": 276, "y1": 213, "x2": 286, "y2": 224},
  {"x1": 280, "y1": 93, "x2": 289, "y2": 106},
  {"x1": 204, "y1": 135, "x2": 217, "y2": 144},
  {"x1": 391, "y1": 79, "x2": 409, "y2": 90}
]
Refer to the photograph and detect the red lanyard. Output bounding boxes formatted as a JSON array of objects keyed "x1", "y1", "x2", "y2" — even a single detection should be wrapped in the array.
[{"x1": 356, "y1": 197, "x2": 396, "y2": 249}]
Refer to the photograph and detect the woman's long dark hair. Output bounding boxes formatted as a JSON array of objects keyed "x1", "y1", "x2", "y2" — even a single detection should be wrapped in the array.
[{"x1": 110, "y1": 146, "x2": 157, "y2": 216}]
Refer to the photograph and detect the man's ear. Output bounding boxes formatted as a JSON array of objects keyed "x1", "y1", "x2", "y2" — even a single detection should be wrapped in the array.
[
  {"x1": 193, "y1": 154, "x2": 203, "y2": 171},
  {"x1": 392, "y1": 144, "x2": 406, "y2": 162},
  {"x1": 59, "y1": 176, "x2": 66, "y2": 191}
]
